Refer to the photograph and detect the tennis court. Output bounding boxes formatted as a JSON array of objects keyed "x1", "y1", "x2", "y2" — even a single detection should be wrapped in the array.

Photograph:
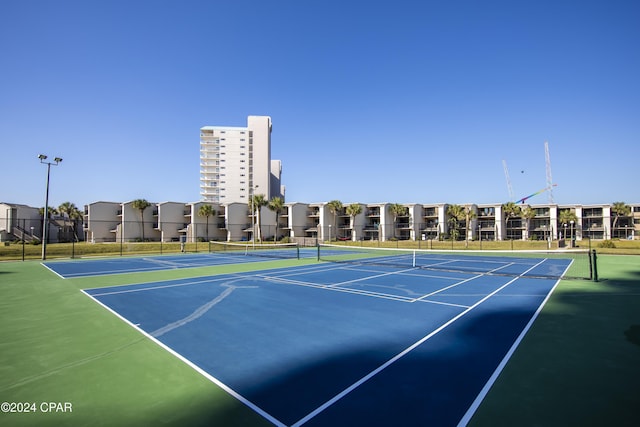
[
  {"x1": 80, "y1": 248, "x2": 576, "y2": 426},
  {"x1": 44, "y1": 242, "x2": 312, "y2": 278}
]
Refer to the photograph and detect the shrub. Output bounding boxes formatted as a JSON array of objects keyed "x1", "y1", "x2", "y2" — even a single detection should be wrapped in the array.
[{"x1": 598, "y1": 240, "x2": 616, "y2": 248}]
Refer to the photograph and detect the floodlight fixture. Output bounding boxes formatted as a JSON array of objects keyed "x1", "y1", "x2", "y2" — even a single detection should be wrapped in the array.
[{"x1": 39, "y1": 153, "x2": 63, "y2": 260}]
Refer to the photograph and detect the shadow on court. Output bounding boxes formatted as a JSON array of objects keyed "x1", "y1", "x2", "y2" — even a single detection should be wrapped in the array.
[
  {"x1": 218, "y1": 305, "x2": 537, "y2": 426},
  {"x1": 468, "y1": 266, "x2": 640, "y2": 427}
]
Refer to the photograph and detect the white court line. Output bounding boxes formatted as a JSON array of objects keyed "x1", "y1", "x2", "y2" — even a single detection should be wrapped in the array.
[
  {"x1": 40, "y1": 262, "x2": 65, "y2": 279},
  {"x1": 456, "y1": 258, "x2": 568, "y2": 426},
  {"x1": 291, "y1": 258, "x2": 549, "y2": 427},
  {"x1": 142, "y1": 257, "x2": 183, "y2": 268},
  {"x1": 259, "y1": 275, "x2": 416, "y2": 303},
  {"x1": 151, "y1": 282, "x2": 259, "y2": 338},
  {"x1": 327, "y1": 267, "x2": 420, "y2": 288},
  {"x1": 87, "y1": 274, "x2": 250, "y2": 296},
  {"x1": 413, "y1": 274, "x2": 484, "y2": 302},
  {"x1": 81, "y1": 289, "x2": 286, "y2": 427},
  {"x1": 413, "y1": 262, "x2": 516, "y2": 303},
  {"x1": 259, "y1": 263, "x2": 478, "y2": 305}
]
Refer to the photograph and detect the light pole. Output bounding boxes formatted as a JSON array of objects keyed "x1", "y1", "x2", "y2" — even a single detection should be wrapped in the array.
[
  {"x1": 39, "y1": 154, "x2": 62, "y2": 260},
  {"x1": 570, "y1": 220, "x2": 575, "y2": 248},
  {"x1": 250, "y1": 184, "x2": 259, "y2": 247}
]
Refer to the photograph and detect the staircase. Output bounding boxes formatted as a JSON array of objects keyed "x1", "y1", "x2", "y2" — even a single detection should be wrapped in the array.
[{"x1": 11, "y1": 225, "x2": 40, "y2": 243}]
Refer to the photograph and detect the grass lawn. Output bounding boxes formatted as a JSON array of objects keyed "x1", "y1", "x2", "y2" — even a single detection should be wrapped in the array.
[
  {"x1": 1, "y1": 255, "x2": 638, "y2": 426},
  {"x1": 469, "y1": 254, "x2": 640, "y2": 427}
]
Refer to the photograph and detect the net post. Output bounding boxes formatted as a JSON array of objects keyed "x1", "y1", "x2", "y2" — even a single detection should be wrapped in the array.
[
  {"x1": 412, "y1": 250, "x2": 416, "y2": 267},
  {"x1": 591, "y1": 249, "x2": 598, "y2": 282},
  {"x1": 317, "y1": 244, "x2": 320, "y2": 261},
  {"x1": 296, "y1": 243, "x2": 300, "y2": 260}
]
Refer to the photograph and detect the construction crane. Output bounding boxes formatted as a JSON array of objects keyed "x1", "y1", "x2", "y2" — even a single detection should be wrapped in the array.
[
  {"x1": 502, "y1": 159, "x2": 514, "y2": 201},
  {"x1": 545, "y1": 141, "x2": 555, "y2": 203},
  {"x1": 504, "y1": 142, "x2": 558, "y2": 204}
]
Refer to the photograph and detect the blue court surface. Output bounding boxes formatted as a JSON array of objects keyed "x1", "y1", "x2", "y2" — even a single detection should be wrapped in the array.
[
  {"x1": 44, "y1": 248, "x2": 317, "y2": 278},
  {"x1": 82, "y1": 256, "x2": 569, "y2": 426}
]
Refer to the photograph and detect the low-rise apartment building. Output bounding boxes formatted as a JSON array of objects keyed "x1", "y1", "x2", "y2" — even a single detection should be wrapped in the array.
[
  {"x1": 77, "y1": 200, "x2": 639, "y2": 244},
  {"x1": 4, "y1": 200, "x2": 637, "y2": 244}
]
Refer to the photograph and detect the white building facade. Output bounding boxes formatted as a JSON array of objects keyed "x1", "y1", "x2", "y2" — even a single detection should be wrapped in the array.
[{"x1": 200, "y1": 116, "x2": 284, "y2": 204}]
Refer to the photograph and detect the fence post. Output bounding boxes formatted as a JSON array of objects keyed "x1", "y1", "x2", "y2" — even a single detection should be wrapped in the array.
[{"x1": 22, "y1": 219, "x2": 25, "y2": 261}]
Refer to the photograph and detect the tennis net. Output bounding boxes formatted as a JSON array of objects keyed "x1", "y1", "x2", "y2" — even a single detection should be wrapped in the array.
[
  {"x1": 210, "y1": 241, "x2": 300, "y2": 260},
  {"x1": 317, "y1": 243, "x2": 596, "y2": 280}
]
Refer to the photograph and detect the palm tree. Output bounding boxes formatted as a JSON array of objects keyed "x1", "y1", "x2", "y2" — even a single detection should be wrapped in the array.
[
  {"x1": 198, "y1": 204, "x2": 215, "y2": 241},
  {"x1": 68, "y1": 206, "x2": 83, "y2": 242},
  {"x1": 131, "y1": 199, "x2": 151, "y2": 241},
  {"x1": 611, "y1": 201, "x2": 631, "y2": 236},
  {"x1": 58, "y1": 202, "x2": 82, "y2": 242},
  {"x1": 446, "y1": 204, "x2": 465, "y2": 242},
  {"x1": 39, "y1": 206, "x2": 58, "y2": 217},
  {"x1": 326, "y1": 200, "x2": 343, "y2": 241},
  {"x1": 388, "y1": 203, "x2": 408, "y2": 240},
  {"x1": 464, "y1": 205, "x2": 477, "y2": 248},
  {"x1": 39, "y1": 206, "x2": 58, "y2": 244},
  {"x1": 502, "y1": 202, "x2": 522, "y2": 240},
  {"x1": 250, "y1": 194, "x2": 268, "y2": 242},
  {"x1": 521, "y1": 205, "x2": 537, "y2": 240},
  {"x1": 268, "y1": 196, "x2": 285, "y2": 242},
  {"x1": 558, "y1": 209, "x2": 578, "y2": 240},
  {"x1": 346, "y1": 203, "x2": 362, "y2": 241}
]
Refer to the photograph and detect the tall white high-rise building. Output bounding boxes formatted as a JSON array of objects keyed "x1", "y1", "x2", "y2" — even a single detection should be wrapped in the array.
[{"x1": 200, "y1": 116, "x2": 284, "y2": 203}]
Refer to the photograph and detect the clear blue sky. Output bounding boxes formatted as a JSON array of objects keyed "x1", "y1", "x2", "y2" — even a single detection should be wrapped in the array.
[{"x1": 2, "y1": 0, "x2": 638, "y2": 209}]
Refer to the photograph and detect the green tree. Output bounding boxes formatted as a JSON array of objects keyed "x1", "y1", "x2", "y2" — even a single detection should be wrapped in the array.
[
  {"x1": 521, "y1": 205, "x2": 537, "y2": 240},
  {"x1": 446, "y1": 204, "x2": 465, "y2": 241},
  {"x1": 346, "y1": 203, "x2": 363, "y2": 241},
  {"x1": 58, "y1": 201, "x2": 83, "y2": 242},
  {"x1": 611, "y1": 201, "x2": 631, "y2": 233},
  {"x1": 502, "y1": 202, "x2": 522, "y2": 240},
  {"x1": 464, "y1": 205, "x2": 477, "y2": 247},
  {"x1": 198, "y1": 204, "x2": 215, "y2": 241},
  {"x1": 250, "y1": 194, "x2": 268, "y2": 242},
  {"x1": 39, "y1": 206, "x2": 58, "y2": 244},
  {"x1": 326, "y1": 200, "x2": 343, "y2": 241},
  {"x1": 131, "y1": 199, "x2": 152, "y2": 241},
  {"x1": 268, "y1": 196, "x2": 285, "y2": 242},
  {"x1": 388, "y1": 203, "x2": 408, "y2": 239},
  {"x1": 558, "y1": 209, "x2": 578, "y2": 240},
  {"x1": 39, "y1": 206, "x2": 58, "y2": 218}
]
